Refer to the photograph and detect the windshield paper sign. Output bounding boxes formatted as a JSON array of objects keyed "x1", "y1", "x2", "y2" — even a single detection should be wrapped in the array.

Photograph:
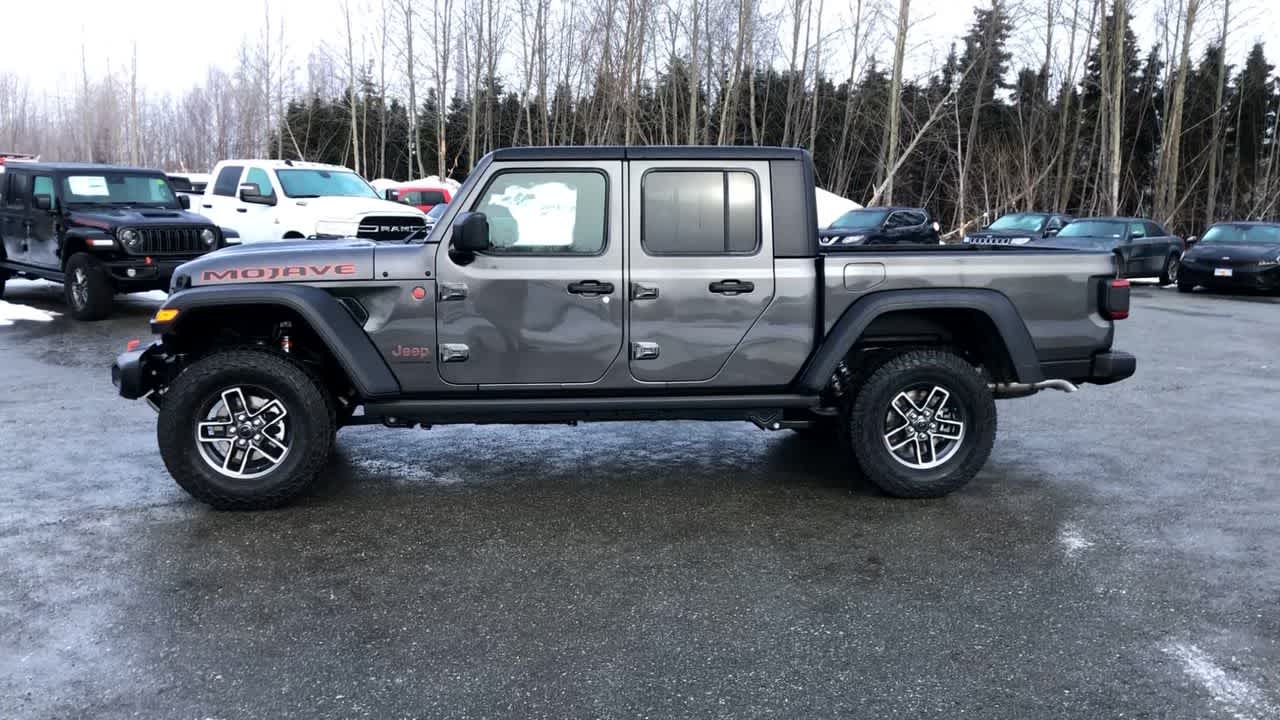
[{"x1": 67, "y1": 176, "x2": 111, "y2": 196}]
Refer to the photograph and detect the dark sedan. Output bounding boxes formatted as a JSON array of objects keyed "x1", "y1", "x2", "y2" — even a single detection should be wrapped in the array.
[
  {"x1": 1040, "y1": 217, "x2": 1185, "y2": 283},
  {"x1": 963, "y1": 211, "x2": 1073, "y2": 246},
  {"x1": 819, "y1": 207, "x2": 940, "y2": 248},
  {"x1": 1178, "y1": 222, "x2": 1280, "y2": 293}
]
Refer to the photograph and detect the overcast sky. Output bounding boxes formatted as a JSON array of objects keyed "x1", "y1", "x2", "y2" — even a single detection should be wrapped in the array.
[{"x1": 1, "y1": 0, "x2": 1275, "y2": 99}]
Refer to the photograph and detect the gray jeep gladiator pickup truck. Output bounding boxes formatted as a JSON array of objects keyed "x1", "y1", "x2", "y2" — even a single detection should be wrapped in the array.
[{"x1": 112, "y1": 146, "x2": 1135, "y2": 510}]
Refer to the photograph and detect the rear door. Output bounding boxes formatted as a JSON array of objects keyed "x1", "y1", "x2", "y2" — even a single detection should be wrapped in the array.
[
  {"x1": 627, "y1": 160, "x2": 775, "y2": 385},
  {"x1": 0, "y1": 171, "x2": 31, "y2": 263},
  {"x1": 434, "y1": 161, "x2": 624, "y2": 386},
  {"x1": 199, "y1": 164, "x2": 244, "y2": 233}
]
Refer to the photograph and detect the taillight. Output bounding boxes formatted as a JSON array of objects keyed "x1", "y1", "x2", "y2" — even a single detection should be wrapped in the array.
[{"x1": 1101, "y1": 278, "x2": 1130, "y2": 320}]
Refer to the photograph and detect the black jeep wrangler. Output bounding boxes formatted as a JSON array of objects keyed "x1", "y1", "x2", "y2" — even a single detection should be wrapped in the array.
[{"x1": 0, "y1": 162, "x2": 238, "y2": 320}]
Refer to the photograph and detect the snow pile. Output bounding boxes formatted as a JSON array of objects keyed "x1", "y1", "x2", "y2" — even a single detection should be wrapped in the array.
[
  {"x1": 0, "y1": 300, "x2": 59, "y2": 327},
  {"x1": 815, "y1": 188, "x2": 861, "y2": 226}
]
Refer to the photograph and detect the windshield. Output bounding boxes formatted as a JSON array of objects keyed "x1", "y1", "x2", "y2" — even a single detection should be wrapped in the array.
[
  {"x1": 425, "y1": 203, "x2": 448, "y2": 221},
  {"x1": 276, "y1": 168, "x2": 378, "y2": 199},
  {"x1": 60, "y1": 173, "x2": 179, "y2": 208},
  {"x1": 830, "y1": 209, "x2": 888, "y2": 231},
  {"x1": 1200, "y1": 224, "x2": 1280, "y2": 245},
  {"x1": 1057, "y1": 220, "x2": 1125, "y2": 239},
  {"x1": 988, "y1": 213, "x2": 1047, "y2": 232}
]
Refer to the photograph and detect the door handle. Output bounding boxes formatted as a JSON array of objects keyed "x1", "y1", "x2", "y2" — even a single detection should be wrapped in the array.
[
  {"x1": 235, "y1": 208, "x2": 248, "y2": 213},
  {"x1": 202, "y1": 204, "x2": 213, "y2": 209},
  {"x1": 567, "y1": 280, "x2": 614, "y2": 295},
  {"x1": 630, "y1": 283, "x2": 659, "y2": 300},
  {"x1": 709, "y1": 279, "x2": 754, "y2": 295}
]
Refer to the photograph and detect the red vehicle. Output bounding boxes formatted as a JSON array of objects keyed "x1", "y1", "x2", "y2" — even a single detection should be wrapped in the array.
[{"x1": 389, "y1": 184, "x2": 452, "y2": 213}]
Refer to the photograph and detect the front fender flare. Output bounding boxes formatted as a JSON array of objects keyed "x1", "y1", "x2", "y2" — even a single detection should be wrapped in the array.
[
  {"x1": 795, "y1": 288, "x2": 1044, "y2": 392},
  {"x1": 156, "y1": 284, "x2": 401, "y2": 399}
]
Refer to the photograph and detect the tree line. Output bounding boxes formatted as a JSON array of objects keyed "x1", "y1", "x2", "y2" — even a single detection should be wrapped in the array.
[{"x1": 2, "y1": 0, "x2": 1278, "y2": 236}]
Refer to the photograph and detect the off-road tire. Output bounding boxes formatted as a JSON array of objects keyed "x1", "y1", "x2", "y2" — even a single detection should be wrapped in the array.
[
  {"x1": 1176, "y1": 280, "x2": 1195, "y2": 293},
  {"x1": 63, "y1": 253, "x2": 114, "y2": 321},
  {"x1": 158, "y1": 349, "x2": 336, "y2": 510},
  {"x1": 847, "y1": 349, "x2": 996, "y2": 498},
  {"x1": 1159, "y1": 253, "x2": 1181, "y2": 286}
]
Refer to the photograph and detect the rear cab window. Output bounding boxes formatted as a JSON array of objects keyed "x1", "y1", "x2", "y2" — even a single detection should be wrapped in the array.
[
  {"x1": 5, "y1": 172, "x2": 29, "y2": 209},
  {"x1": 212, "y1": 165, "x2": 245, "y2": 197}
]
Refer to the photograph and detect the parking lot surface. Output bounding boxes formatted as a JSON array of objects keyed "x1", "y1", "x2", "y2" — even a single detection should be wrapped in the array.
[{"x1": 1, "y1": 280, "x2": 1278, "y2": 719}]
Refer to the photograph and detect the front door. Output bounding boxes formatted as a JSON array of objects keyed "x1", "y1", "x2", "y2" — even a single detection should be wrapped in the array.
[
  {"x1": 434, "y1": 162, "x2": 624, "y2": 386},
  {"x1": 28, "y1": 175, "x2": 60, "y2": 266},
  {"x1": 627, "y1": 161, "x2": 776, "y2": 384}
]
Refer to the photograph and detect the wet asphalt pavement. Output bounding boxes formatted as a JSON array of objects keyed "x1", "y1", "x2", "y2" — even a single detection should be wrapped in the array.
[{"x1": 1, "y1": 280, "x2": 1278, "y2": 719}]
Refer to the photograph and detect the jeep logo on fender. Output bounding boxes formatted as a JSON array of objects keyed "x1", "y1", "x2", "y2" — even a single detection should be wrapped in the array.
[
  {"x1": 201, "y1": 263, "x2": 358, "y2": 282},
  {"x1": 389, "y1": 344, "x2": 432, "y2": 362}
]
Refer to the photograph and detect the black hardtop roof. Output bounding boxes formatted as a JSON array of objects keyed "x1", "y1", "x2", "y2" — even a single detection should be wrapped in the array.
[
  {"x1": 488, "y1": 145, "x2": 810, "y2": 162},
  {"x1": 1210, "y1": 220, "x2": 1280, "y2": 227},
  {"x1": 6, "y1": 162, "x2": 166, "y2": 174}
]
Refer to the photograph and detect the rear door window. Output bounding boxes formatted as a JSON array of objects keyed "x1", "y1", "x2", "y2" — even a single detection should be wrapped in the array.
[
  {"x1": 641, "y1": 170, "x2": 759, "y2": 255},
  {"x1": 212, "y1": 165, "x2": 245, "y2": 197},
  {"x1": 5, "y1": 173, "x2": 28, "y2": 208}
]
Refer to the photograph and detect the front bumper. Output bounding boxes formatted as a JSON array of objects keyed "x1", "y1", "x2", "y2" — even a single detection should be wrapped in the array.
[
  {"x1": 102, "y1": 257, "x2": 193, "y2": 286},
  {"x1": 1180, "y1": 262, "x2": 1280, "y2": 291},
  {"x1": 1088, "y1": 351, "x2": 1136, "y2": 385},
  {"x1": 111, "y1": 341, "x2": 167, "y2": 401}
]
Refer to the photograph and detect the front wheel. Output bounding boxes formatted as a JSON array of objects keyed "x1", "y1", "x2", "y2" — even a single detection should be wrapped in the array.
[
  {"x1": 63, "y1": 253, "x2": 114, "y2": 320},
  {"x1": 1159, "y1": 254, "x2": 1181, "y2": 286},
  {"x1": 157, "y1": 349, "x2": 336, "y2": 510},
  {"x1": 847, "y1": 349, "x2": 996, "y2": 498}
]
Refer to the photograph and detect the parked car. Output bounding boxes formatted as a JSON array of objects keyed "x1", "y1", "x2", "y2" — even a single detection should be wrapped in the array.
[
  {"x1": 0, "y1": 162, "x2": 238, "y2": 320},
  {"x1": 113, "y1": 145, "x2": 1134, "y2": 510},
  {"x1": 1040, "y1": 216, "x2": 1184, "y2": 283},
  {"x1": 1178, "y1": 221, "x2": 1280, "y2": 293},
  {"x1": 963, "y1": 211, "x2": 1073, "y2": 246},
  {"x1": 820, "y1": 207, "x2": 941, "y2": 247},
  {"x1": 387, "y1": 183, "x2": 452, "y2": 214},
  {"x1": 192, "y1": 159, "x2": 426, "y2": 243}
]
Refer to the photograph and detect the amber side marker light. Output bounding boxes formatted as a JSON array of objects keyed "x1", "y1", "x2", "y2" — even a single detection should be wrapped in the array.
[{"x1": 153, "y1": 308, "x2": 180, "y2": 323}]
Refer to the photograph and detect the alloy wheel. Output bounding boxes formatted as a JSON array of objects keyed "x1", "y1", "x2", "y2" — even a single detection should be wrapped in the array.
[
  {"x1": 195, "y1": 386, "x2": 292, "y2": 479},
  {"x1": 881, "y1": 383, "x2": 967, "y2": 470}
]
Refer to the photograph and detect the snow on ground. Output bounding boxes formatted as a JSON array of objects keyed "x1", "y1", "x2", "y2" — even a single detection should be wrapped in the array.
[
  {"x1": 1163, "y1": 643, "x2": 1277, "y2": 720},
  {"x1": 1057, "y1": 523, "x2": 1095, "y2": 559}
]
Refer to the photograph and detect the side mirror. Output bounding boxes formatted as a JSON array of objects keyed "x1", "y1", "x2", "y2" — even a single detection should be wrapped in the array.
[
  {"x1": 238, "y1": 183, "x2": 275, "y2": 206},
  {"x1": 384, "y1": 189, "x2": 399, "y2": 202},
  {"x1": 1044, "y1": 227, "x2": 1059, "y2": 237},
  {"x1": 451, "y1": 211, "x2": 490, "y2": 253},
  {"x1": 33, "y1": 195, "x2": 53, "y2": 212},
  {"x1": 1186, "y1": 235, "x2": 1199, "y2": 247},
  {"x1": 178, "y1": 194, "x2": 191, "y2": 210}
]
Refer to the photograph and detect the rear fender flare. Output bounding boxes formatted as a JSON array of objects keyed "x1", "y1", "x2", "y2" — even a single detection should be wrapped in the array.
[
  {"x1": 158, "y1": 284, "x2": 400, "y2": 398},
  {"x1": 796, "y1": 288, "x2": 1044, "y2": 392}
]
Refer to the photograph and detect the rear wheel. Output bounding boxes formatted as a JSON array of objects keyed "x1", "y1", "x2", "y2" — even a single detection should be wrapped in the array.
[
  {"x1": 846, "y1": 349, "x2": 996, "y2": 498},
  {"x1": 158, "y1": 349, "x2": 336, "y2": 510},
  {"x1": 1159, "y1": 253, "x2": 1181, "y2": 286},
  {"x1": 63, "y1": 253, "x2": 114, "y2": 320}
]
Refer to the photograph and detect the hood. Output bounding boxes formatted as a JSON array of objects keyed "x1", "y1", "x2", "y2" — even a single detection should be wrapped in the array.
[
  {"x1": 1185, "y1": 242, "x2": 1280, "y2": 262},
  {"x1": 176, "y1": 238, "x2": 376, "y2": 288},
  {"x1": 299, "y1": 195, "x2": 425, "y2": 220},
  {"x1": 67, "y1": 207, "x2": 214, "y2": 231}
]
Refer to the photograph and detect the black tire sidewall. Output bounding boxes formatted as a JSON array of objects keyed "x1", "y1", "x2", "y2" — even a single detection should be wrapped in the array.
[
  {"x1": 158, "y1": 350, "x2": 333, "y2": 509},
  {"x1": 851, "y1": 352, "x2": 996, "y2": 497},
  {"x1": 63, "y1": 253, "x2": 113, "y2": 320}
]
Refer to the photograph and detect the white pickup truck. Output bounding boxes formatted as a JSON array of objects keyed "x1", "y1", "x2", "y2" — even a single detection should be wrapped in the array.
[{"x1": 190, "y1": 160, "x2": 426, "y2": 243}]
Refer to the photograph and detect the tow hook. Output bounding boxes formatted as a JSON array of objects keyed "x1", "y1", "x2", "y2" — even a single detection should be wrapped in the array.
[{"x1": 989, "y1": 379, "x2": 1079, "y2": 399}]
